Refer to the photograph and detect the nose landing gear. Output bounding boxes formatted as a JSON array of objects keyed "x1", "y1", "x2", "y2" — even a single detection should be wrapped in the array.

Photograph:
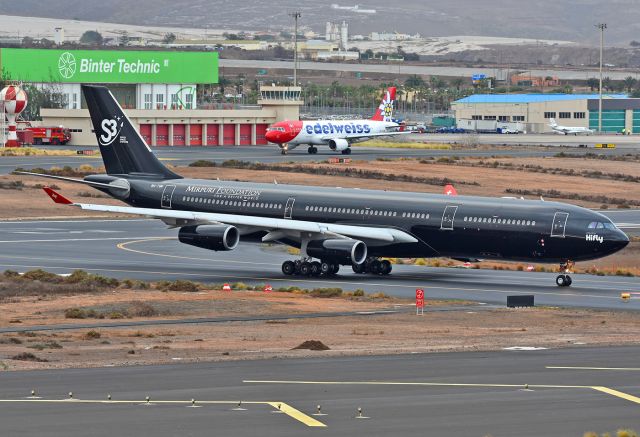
[{"x1": 555, "y1": 260, "x2": 575, "y2": 287}]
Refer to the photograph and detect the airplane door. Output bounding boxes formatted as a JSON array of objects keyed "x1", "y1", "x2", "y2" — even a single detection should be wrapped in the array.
[
  {"x1": 441, "y1": 205, "x2": 458, "y2": 230},
  {"x1": 161, "y1": 185, "x2": 176, "y2": 209},
  {"x1": 551, "y1": 212, "x2": 569, "y2": 238},
  {"x1": 284, "y1": 197, "x2": 295, "y2": 219}
]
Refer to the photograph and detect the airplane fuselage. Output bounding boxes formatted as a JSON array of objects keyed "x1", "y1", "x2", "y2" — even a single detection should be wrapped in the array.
[
  {"x1": 266, "y1": 119, "x2": 398, "y2": 146},
  {"x1": 88, "y1": 174, "x2": 628, "y2": 264}
]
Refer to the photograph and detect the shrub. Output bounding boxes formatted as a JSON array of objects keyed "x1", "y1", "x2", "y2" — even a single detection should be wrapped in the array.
[
  {"x1": 352, "y1": 289, "x2": 365, "y2": 297},
  {"x1": 188, "y1": 160, "x2": 216, "y2": 167},
  {"x1": 108, "y1": 312, "x2": 125, "y2": 319},
  {"x1": 22, "y1": 269, "x2": 61, "y2": 283},
  {"x1": 232, "y1": 282, "x2": 249, "y2": 290},
  {"x1": 368, "y1": 292, "x2": 390, "y2": 299},
  {"x1": 11, "y1": 352, "x2": 48, "y2": 362},
  {"x1": 120, "y1": 279, "x2": 149, "y2": 289},
  {"x1": 156, "y1": 279, "x2": 200, "y2": 292},
  {"x1": 64, "y1": 308, "x2": 86, "y2": 319},
  {"x1": 84, "y1": 330, "x2": 101, "y2": 340},
  {"x1": 127, "y1": 301, "x2": 158, "y2": 317},
  {"x1": 28, "y1": 341, "x2": 62, "y2": 350},
  {"x1": 309, "y1": 288, "x2": 343, "y2": 298},
  {"x1": 3, "y1": 270, "x2": 21, "y2": 279}
]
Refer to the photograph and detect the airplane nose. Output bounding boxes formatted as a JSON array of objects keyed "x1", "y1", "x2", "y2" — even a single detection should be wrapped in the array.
[{"x1": 265, "y1": 130, "x2": 277, "y2": 142}]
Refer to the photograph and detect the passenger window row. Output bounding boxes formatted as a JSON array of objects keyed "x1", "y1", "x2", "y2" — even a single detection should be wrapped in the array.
[
  {"x1": 463, "y1": 216, "x2": 536, "y2": 226},
  {"x1": 304, "y1": 205, "x2": 399, "y2": 217},
  {"x1": 182, "y1": 196, "x2": 282, "y2": 209}
]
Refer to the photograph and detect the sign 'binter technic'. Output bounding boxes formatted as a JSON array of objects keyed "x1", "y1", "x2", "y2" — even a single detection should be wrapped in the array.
[{"x1": 0, "y1": 48, "x2": 218, "y2": 84}]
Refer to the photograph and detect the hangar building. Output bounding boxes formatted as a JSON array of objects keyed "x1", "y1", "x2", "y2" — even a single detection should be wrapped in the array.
[{"x1": 452, "y1": 94, "x2": 640, "y2": 133}]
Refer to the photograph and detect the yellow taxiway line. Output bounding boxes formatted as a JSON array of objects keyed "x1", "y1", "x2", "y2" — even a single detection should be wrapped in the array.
[
  {"x1": 244, "y1": 380, "x2": 640, "y2": 407},
  {"x1": 591, "y1": 387, "x2": 640, "y2": 405},
  {"x1": 0, "y1": 399, "x2": 325, "y2": 427}
]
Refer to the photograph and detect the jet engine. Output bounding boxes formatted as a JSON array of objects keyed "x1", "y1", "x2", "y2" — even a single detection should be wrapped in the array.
[
  {"x1": 178, "y1": 225, "x2": 240, "y2": 251},
  {"x1": 328, "y1": 138, "x2": 349, "y2": 151},
  {"x1": 306, "y1": 239, "x2": 367, "y2": 265}
]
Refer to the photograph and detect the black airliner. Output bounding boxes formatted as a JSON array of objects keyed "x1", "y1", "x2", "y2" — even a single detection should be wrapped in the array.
[{"x1": 20, "y1": 85, "x2": 629, "y2": 287}]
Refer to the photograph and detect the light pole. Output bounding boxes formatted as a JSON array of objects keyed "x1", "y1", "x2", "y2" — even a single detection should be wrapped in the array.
[
  {"x1": 288, "y1": 11, "x2": 301, "y2": 87},
  {"x1": 596, "y1": 23, "x2": 607, "y2": 133}
]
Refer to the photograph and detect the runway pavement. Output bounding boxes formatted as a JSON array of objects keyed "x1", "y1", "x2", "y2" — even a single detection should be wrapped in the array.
[
  {"x1": 1, "y1": 346, "x2": 639, "y2": 436},
  {"x1": 1, "y1": 141, "x2": 636, "y2": 175},
  {"x1": 221, "y1": 58, "x2": 640, "y2": 82},
  {"x1": 0, "y1": 218, "x2": 638, "y2": 310}
]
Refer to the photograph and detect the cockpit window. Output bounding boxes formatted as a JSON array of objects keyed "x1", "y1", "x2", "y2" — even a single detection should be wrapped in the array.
[
  {"x1": 589, "y1": 221, "x2": 617, "y2": 230},
  {"x1": 267, "y1": 127, "x2": 285, "y2": 132}
]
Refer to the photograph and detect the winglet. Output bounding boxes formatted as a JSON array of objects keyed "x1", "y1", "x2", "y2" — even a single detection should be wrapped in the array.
[
  {"x1": 43, "y1": 187, "x2": 73, "y2": 205},
  {"x1": 444, "y1": 184, "x2": 458, "y2": 196}
]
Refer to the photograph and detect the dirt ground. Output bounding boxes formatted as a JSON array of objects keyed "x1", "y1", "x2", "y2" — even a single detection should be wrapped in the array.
[{"x1": 1, "y1": 287, "x2": 640, "y2": 371}]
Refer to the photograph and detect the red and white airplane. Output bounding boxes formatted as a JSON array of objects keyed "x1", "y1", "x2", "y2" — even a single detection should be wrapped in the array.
[{"x1": 265, "y1": 87, "x2": 405, "y2": 155}]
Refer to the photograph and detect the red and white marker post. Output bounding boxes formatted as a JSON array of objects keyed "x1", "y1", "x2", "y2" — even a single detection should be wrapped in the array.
[
  {"x1": 264, "y1": 284, "x2": 273, "y2": 293},
  {"x1": 222, "y1": 283, "x2": 232, "y2": 292},
  {"x1": 416, "y1": 288, "x2": 425, "y2": 315}
]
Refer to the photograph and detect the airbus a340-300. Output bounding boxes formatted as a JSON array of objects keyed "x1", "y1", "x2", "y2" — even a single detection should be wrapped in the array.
[{"x1": 19, "y1": 85, "x2": 629, "y2": 287}]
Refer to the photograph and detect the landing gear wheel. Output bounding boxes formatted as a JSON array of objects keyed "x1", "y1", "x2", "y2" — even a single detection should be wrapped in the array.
[
  {"x1": 352, "y1": 263, "x2": 365, "y2": 274},
  {"x1": 299, "y1": 262, "x2": 311, "y2": 276},
  {"x1": 320, "y1": 262, "x2": 332, "y2": 275},
  {"x1": 380, "y1": 260, "x2": 392, "y2": 276},
  {"x1": 281, "y1": 149, "x2": 288, "y2": 155},
  {"x1": 341, "y1": 148, "x2": 352, "y2": 155},
  {"x1": 310, "y1": 261, "x2": 321, "y2": 276},
  {"x1": 307, "y1": 146, "x2": 317, "y2": 154},
  {"x1": 370, "y1": 259, "x2": 382, "y2": 275},
  {"x1": 556, "y1": 274, "x2": 572, "y2": 287},
  {"x1": 565, "y1": 275, "x2": 572, "y2": 286},
  {"x1": 282, "y1": 260, "x2": 295, "y2": 275},
  {"x1": 331, "y1": 264, "x2": 340, "y2": 274}
]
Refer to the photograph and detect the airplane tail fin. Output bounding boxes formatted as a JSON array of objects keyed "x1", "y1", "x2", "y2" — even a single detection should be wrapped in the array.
[
  {"x1": 549, "y1": 118, "x2": 557, "y2": 127},
  {"x1": 82, "y1": 85, "x2": 181, "y2": 180},
  {"x1": 444, "y1": 184, "x2": 458, "y2": 196},
  {"x1": 371, "y1": 87, "x2": 396, "y2": 122}
]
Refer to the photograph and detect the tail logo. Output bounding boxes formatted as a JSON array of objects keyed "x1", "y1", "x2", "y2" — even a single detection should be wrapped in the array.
[
  {"x1": 379, "y1": 91, "x2": 394, "y2": 121},
  {"x1": 99, "y1": 116, "x2": 123, "y2": 146}
]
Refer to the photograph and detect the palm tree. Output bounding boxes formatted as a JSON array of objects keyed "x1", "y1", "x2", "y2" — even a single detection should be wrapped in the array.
[
  {"x1": 586, "y1": 78, "x2": 599, "y2": 92},
  {"x1": 404, "y1": 75, "x2": 425, "y2": 88},
  {"x1": 451, "y1": 77, "x2": 464, "y2": 91},
  {"x1": 623, "y1": 76, "x2": 637, "y2": 93}
]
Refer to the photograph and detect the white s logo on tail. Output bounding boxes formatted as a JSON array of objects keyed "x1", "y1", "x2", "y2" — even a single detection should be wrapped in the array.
[{"x1": 100, "y1": 117, "x2": 122, "y2": 146}]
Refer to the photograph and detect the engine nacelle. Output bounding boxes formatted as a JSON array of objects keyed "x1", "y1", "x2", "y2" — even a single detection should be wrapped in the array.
[
  {"x1": 178, "y1": 225, "x2": 240, "y2": 251},
  {"x1": 306, "y1": 239, "x2": 367, "y2": 265},
  {"x1": 328, "y1": 138, "x2": 349, "y2": 151}
]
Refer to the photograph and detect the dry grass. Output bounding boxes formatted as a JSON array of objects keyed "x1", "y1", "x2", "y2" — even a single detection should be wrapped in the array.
[{"x1": 1, "y1": 147, "x2": 96, "y2": 157}]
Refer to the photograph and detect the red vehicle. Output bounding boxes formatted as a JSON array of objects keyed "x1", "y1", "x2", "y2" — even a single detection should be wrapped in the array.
[{"x1": 23, "y1": 126, "x2": 71, "y2": 145}]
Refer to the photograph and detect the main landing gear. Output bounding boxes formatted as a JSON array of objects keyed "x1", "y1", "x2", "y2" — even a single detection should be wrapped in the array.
[
  {"x1": 556, "y1": 260, "x2": 575, "y2": 287},
  {"x1": 341, "y1": 148, "x2": 352, "y2": 155},
  {"x1": 307, "y1": 146, "x2": 318, "y2": 154},
  {"x1": 352, "y1": 257, "x2": 392, "y2": 276},
  {"x1": 282, "y1": 259, "x2": 339, "y2": 277}
]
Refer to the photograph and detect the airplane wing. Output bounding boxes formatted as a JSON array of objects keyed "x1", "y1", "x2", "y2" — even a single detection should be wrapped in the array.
[{"x1": 42, "y1": 187, "x2": 417, "y2": 244}]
